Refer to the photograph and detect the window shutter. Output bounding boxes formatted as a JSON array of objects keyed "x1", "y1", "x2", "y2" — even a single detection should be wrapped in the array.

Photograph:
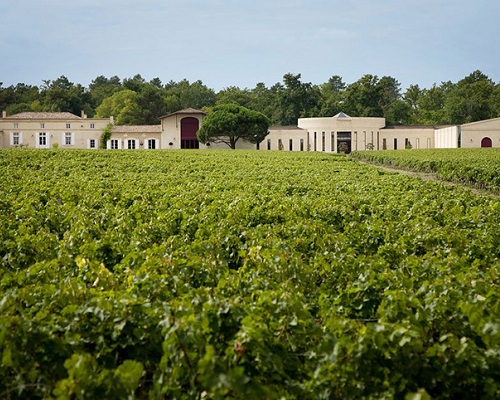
[
  {"x1": 19, "y1": 132, "x2": 23, "y2": 145},
  {"x1": 62, "y1": 132, "x2": 66, "y2": 145},
  {"x1": 36, "y1": 133, "x2": 40, "y2": 148},
  {"x1": 106, "y1": 140, "x2": 111, "y2": 149},
  {"x1": 71, "y1": 132, "x2": 75, "y2": 146},
  {"x1": 9, "y1": 132, "x2": 13, "y2": 146}
]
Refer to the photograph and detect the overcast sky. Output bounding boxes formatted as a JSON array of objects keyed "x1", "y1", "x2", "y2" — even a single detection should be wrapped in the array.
[{"x1": 1, "y1": 0, "x2": 499, "y2": 92}]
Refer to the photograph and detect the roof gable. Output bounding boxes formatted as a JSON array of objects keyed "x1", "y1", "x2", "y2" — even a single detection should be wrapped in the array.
[
  {"x1": 160, "y1": 108, "x2": 206, "y2": 119},
  {"x1": 333, "y1": 112, "x2": 351, "y2": 119}
]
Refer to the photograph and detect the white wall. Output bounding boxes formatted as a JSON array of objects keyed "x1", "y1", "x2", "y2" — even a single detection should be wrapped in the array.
[{"x1": 434, "y1": 126, "x2": 459, "y2": 148}]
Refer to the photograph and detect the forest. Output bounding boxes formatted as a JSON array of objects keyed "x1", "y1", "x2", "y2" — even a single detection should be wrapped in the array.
[{"x1": 1, "y1": 70, "x2": 499, "y2": 127}]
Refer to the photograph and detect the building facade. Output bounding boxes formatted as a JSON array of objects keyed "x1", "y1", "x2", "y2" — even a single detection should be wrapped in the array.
[
  {"x1": 1, "y1": 109, "x2": 499, "y2": 151},
  {"x1": 0, "y1": 111, "x2": 112, "y2": 149}
]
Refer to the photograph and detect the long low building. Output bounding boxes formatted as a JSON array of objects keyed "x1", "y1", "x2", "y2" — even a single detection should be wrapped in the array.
[{"x1": 1, "y1": 109, "x2": 499, "y2": 151}]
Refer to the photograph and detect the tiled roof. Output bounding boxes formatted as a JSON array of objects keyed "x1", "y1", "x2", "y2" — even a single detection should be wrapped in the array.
[
  {"x1": 7, "y1": 112, "x2": 82, "y2": 120},
  {"x1": 160, "y1": 108, "x2": 206, "y2": 119},
  {"x1": 382, "y1": 125, "x2": 450, "y2": 130},
  {"x1": 112, "y1": 125, "x2": 162, "y2": 133},
  {"x1": 269, "y1": 125, "x2": 305, "y2": 130}
]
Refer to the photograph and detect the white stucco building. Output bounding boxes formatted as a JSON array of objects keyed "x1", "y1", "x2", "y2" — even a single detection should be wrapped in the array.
[{"x1": 1, "y1": 109, "x2": 499, "y2": 151}]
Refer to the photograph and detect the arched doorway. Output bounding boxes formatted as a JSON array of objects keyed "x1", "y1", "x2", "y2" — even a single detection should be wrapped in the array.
[
  {"x1": 481, "y1": 137, "x2": 492, "y2": 148},
  {"x1": 181, "y1": 117, "x2": 200, "y2": 149}
]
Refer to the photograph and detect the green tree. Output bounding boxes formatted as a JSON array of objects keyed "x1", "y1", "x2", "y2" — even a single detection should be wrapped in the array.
[
  {"x1": 444, "y1": 70, "x2": 496, "y2": 124},
  {"x1": 403, "y1": 84, "x2": 424, "y2": 124},
  {"x1": 378, "y1": 76, "x2": 402, "y2": 121},
  {"x1": 384, "y1": 99, "x2": 411, "y2": 125},
  {"x1": 122, "y1": 74, "x2": 146, "y2": 92},
  {"x1": 136, "y1": 85, "x2": 167, "y2": 124},
  {"x1": 216, "y1": 86, "x2": 253, "y2": 108},
  {"x1": 95, "y1": 89, "x2": 142, "y2": 125},
  {"x1": 248, "y1": 82, "x2": 279, "y2": 121},
  {"x1": 417, "y1": 83, "x2": 452, "y2": 124},
  {"x1": 88, "y1": 75, "x2": 122, "y2": 109},
  {"x1": 40, "y1": 76, "x2": 92, "y2": 116},
  {"x1": 343, "y1": 75, "x2": 402, "y2": 120},
  {"x1": 197, "y1": 104, "x2": 270, "y2": 149},
  {"x1": 164, "y1": 79, "x2": 216, "y2": 112},
  {"x1": 492, "y1": 83, "x2": 500, "y2": 116},
  {"x1": 319, "y1": 75, "x2": 346, "y2": 117},
  {"x1": 274, "y1": 73, "x2": 321, "y2": 125},
  {"x1": 343, "y1": 74, "x2": 382, "y2": 117},
  {"x1": 149, "y1": 77, "x2": 163, "y2": 88},
  {"x1": 0, "y1": 83, "x2": 41, "y2": 115}
]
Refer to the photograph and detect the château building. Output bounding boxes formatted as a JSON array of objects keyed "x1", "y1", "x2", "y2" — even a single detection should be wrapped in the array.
[{"x1": 1, "y1": 109, "x2": 499, "y2": 151}]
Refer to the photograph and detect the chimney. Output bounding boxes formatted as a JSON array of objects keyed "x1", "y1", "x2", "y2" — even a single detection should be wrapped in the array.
[
  {"x1": 81, "y1": 110, "x2": 87, "y2": 119},
  {"x1": 2, "y1": 110, "x2": 6, "y2": 119}
]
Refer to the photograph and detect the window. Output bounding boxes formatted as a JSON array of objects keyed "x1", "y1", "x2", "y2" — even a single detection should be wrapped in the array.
[
  {"x1": 13, "y1": 123, "x2": 18, "y2": 129},
  {"x1": 313, "y1": 132, "x2": 317, "y2": 151},
  {"x1": 181, "y1": 139, "x2": 199, "y2": 149},
  {"x1": 267, "y1": 139, "x2": 271, "y2": 150},
  {"x1": 39, "y1": 132, "x2": 47, "y2": 146},
  {"x1": 66, "y1": 123, "x2": 71, "y2": 129},
  {"x1": 382, "y1": 138, "x2": 387, "y2": 150},
  {"x1": 322, "y1": 132, "x2": 325, "y2": 151},
  {"x1": 110, "y1": 139, "x2": 119, "y2": 149},
  {"x1": 65, "y1": 132, "x2": 72, "y2": 145},
  {"x1": 289, "y1": 138, "x2": 293, "y2": 151},
  {"x1": 147, "y1": 139, "x2": 156, "y2": 149},
  {"x1": 394, "y1": 138, "x2": 398, "y2": 150},
  {"x1": 13, "y1": 132, "x2": 20, "y2": 145},
  {"x1": 256, "y1": 142, "x2": 260, "y2": 150},
  {"x1": 89, "y1": 139, "x2": 96, "y2": 149},
  {"x1": 127, "y1": 139, "x2": 136, "y2": 149},
  {"x1": 90, "y1": 123, "x2": 95, "y2": 129},
  {"x1": 300, "y1": 138, "x2": 304, "y2": 151},
  {"x1": 40, "y1": 123, "x2": 45, "y2": 129}
]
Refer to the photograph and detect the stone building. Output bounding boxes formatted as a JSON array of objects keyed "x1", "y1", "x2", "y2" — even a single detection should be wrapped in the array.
[{"x1": 1, "y1": 109, "x2": 499, "y2": 151}]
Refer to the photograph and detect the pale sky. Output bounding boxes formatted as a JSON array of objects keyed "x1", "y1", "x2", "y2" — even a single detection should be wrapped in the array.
[{"x1": 1, "y1": 0, "x2": 499, "y2": 91}]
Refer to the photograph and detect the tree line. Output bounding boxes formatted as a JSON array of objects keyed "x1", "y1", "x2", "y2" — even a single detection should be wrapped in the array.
[{"x1": 1, "y1": 70, "x2": 499, "y2": 126}]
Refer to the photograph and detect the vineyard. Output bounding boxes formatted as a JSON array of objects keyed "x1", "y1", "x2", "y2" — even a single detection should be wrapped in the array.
[
  {"x1": 0, "y1": 149, "x2": 499, "y2": 399},
  {"x1": 351, "y1": 148, "x2": 500, "y2": 192}
]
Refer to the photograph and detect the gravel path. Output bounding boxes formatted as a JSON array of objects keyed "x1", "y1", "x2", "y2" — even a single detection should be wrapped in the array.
[{"x1": 356, "y1": 160, "x2": 500, "y2": 199}]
